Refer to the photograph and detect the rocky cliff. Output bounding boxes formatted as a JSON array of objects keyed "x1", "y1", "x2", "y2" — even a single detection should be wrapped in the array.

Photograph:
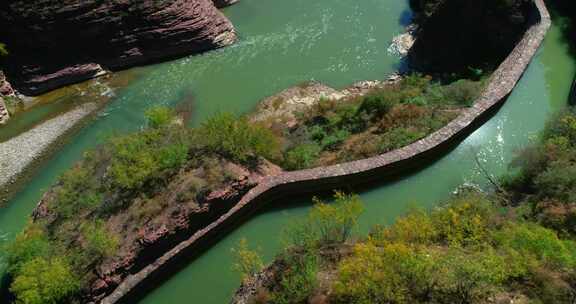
[
  {"x1": 29, "y1": 155, "x2": 281, "y2": 303},
  {"x1": 0, "y1": 0, "x2": 237, "y2": 96},
  {"x1": 408, "y1": 0, "x2": 533, "y2": 74}
]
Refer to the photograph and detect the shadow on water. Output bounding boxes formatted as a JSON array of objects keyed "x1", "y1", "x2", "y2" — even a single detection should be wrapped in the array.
[
  {"x1": 398, "y1": 0, "x2": 413, "y2": 27},
  {"x1": 398, "y1": 9, "x2": 413, "y2": 27}
]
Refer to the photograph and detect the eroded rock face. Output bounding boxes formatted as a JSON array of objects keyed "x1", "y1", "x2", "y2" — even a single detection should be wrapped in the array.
[
  {"x1": 408, "y1": 0, "x2": 533, "y2": 73},
  {"x1": 84, "y1": 159, "x2": 281, "y2": 302},
  {"x1": 0, "y1": 0, "x2": 237, "y2": 95}
]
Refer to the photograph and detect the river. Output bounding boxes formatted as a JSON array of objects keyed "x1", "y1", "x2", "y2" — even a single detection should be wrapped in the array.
[{"x1": 0, "y1": 0, "x2": 574, "y2": 303}]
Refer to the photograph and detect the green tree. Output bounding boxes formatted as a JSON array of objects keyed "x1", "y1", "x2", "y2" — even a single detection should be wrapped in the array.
[
  {"x1": 282, "y1": 143, "x2": 321, "y2": 170},
  {"x1": 145, "y1": 106, "x2": 176, "y2": 129},
  {"x1": 272, "y1": 253, "x2": 318, "y2": 304},
  {"x1": 81, "y1": 220, "x2": 119, "y2": 260},
  {"x1": 285, "y1": 192, "x2": 364, "y2": 248},
  {"x1": 197, "y1": 112, "x2": 280, "y2": 163},
  {"x1": 5, "y1": 224, "x2": 52, "y2": 274},
  {"x1": 231, "y1": 238, "x2": 264, "y2": 280},
  {"x1": 10, "y1": 257, "x2": 80, "y2": 304}
]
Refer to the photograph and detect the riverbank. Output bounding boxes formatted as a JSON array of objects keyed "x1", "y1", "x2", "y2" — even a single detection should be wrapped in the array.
[
  {"x1": 0, "y1": 103, "x2": 99, "y2": 203},
  {"x1": 97, "y1": 1, "x2": 551, "y2": 303},
  {"x1": 232, "y1": 138, "x2": 576, "y2": 303}
]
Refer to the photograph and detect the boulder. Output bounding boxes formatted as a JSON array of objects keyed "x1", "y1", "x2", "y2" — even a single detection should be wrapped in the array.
[{"x1": 0, "y1": 0, "x2": 238, "y2": 95}]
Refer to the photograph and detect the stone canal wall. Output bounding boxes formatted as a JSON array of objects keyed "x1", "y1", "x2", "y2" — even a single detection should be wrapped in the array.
[{"x1": 100, "y1": 0, "x2": 551, "y2": 303}]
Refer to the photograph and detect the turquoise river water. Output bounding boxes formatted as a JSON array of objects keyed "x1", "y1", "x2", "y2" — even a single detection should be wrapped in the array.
[{"x1": 0, "y1": 0, "x2": 574, "y2": 303}]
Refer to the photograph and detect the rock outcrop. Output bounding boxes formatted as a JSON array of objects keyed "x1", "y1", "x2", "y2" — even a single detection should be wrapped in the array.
[
  {"x1": 408, "y1": 0, "x2": 533, "y2": 73},
  {"x1": 249, "y1": 76, "x2": 402, "y2": 130},
  {"x1": 0, "y1": 0, "x2": 238, "y2": 96},
  {"x1": 31, "y1": 157, "x2": 282, "y2": 302},
  {"x1": 0, "y1": 71, "x2": 17, "y2": 124}
]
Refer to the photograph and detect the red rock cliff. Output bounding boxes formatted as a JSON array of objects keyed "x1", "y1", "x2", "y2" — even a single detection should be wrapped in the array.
[{"x1": 0, "y1": 0, "x2": 237, "y2": 95}]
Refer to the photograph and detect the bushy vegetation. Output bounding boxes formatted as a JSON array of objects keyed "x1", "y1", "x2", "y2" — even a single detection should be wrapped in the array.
[
  {"x1": 284, "y1": 192, "x2": 364, "y2": 248},
  {"x1": 199, "y1": 112, "x2": 280, "y2": 163},
  {"x1": 235, "y1": 192, "x2": 363, "y2": 304},
  {"x1": 503, "y1": 108, "x2": 576, "y2": 236},
  {"x1": 4, "y1": 107, "x2": 281, "y2": 304},
  {"x1": 270, "y1": 253, "x2": 319, "y2": 304},
  {"x1": 2, "y1": 95, "x2": 24, "y2": 116},
  {"x1": 238, "y1": 109, "x2": 576, "y2": 304},
  {"x1": 334, "y1": 192, "x2": 576, "y2": 304},
  {"x1": 0, "y1": 42, "x2": 8, "y2": 56},
  {"x1": 280, "y1": 74, "x2": 485, "y2": 169},
  {"x1": 232, "y1": 238, "x2": 264, "y2": 280}
]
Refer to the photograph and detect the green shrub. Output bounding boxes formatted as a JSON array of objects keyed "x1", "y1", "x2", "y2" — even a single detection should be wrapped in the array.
[
  {"x1": 309, "y1": 192, "x2": 364, "y2": 245},
  {"x1": 283, "y1": 143, "x2": 321, "y2": 170},
  {"x1": 80, "y1": 220, "x2": 119, "y2": 260},
  {"x1": 232, "y1": 238, "x2": 264, "y2": 280},
  {"x1": 377, "y1": 127, "x2": 425, "y2": 152},
  {"x1": 145, "y1": 106, "x2": 175, "y2": 129},
  {"x1": 284, "y1": 192, "x2": 364, "y2": 249},
  {"x1": 494, "y1": 223, "x2": 576, "y2": 269},
  {"x1": 279, "y1": 73, "x2": 483, "y2": 169},
  {"x1": 441, "y1": 79, "x2": 482, "y2": 106},
  {"x1": 198, "y1": 112, "x2": 280, "y2": 163},
  {"x1": 52, "y1": 165, "x2": 101, "y2": 219},
  {"x1": 5, "y1": 224, "x2": 52, "y2": 275},
  {"x1": 337, "y1": 230, "x2": 524, "y2": 304},
  {"x1": 108, "y1": 131, "x2": 164, "y2": 189},
  {"x1": 272, "y1": 253, "x2": 318, "y2": 304},
  {"x1": 432, "y1": 247, "x2": 514, "y2": 303},
  {"x1": 372, "y1": 207, "x2": 437, "y2": 245},
  {"x1": 505, "y1": 108, "x2": 576, "y2": 234},
  {"x1": 431, "y1": 193, "x2": 496, "y2": 246},
  {"x1": 357, "y1": 95, "x2": 395, "y2": 119},
  {"x1": 401, "y1": 73, "x2": 431, "y2": 91},
  {"x1": 10, "y1": 257, "x2": 80, "y2": 304},
  {"x1": 334, "y1": 242, "x2": 429, "y2": 304},
  {"x1": 108, "y1": 128, "x2": 188, "y2": 190},
  {"x1": 542, "y1": 108, "x2": 576, "y2": 143},
  {"x1": 534, "y1": 161, "x2": 576, "y2": 202},
  {"x1": 320, "y1": 129, "x2": 350, "y2": 151},
  {"x1": 3, "y1": 95, "x2": 23, "y2": 115}
]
